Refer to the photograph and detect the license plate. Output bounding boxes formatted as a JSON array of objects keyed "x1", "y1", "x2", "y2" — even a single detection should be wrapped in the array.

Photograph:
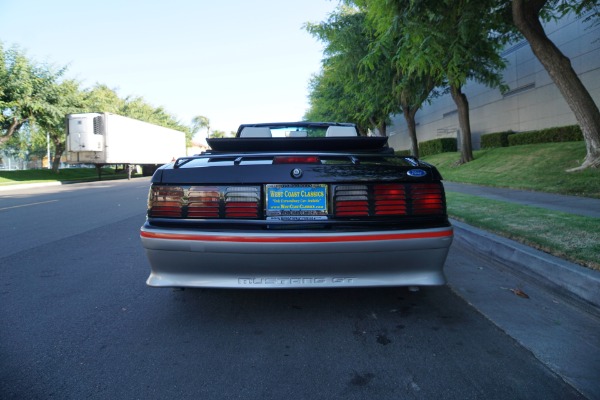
[{"x1": 265, "y1": 184, "x2": 328, "y2": 220}]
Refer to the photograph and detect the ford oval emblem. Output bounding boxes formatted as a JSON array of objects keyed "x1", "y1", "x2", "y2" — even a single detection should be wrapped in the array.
[{"x1": 407, "y1": 169, "x2": 427, "y2": 177}]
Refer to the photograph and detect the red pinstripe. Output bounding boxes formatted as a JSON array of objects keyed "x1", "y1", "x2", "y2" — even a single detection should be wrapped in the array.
[{"x1": 140, "y1": 229, "x2": 452, "y2": 243}]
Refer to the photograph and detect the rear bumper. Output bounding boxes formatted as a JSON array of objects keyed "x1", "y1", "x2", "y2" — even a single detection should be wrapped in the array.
[{"x1": 140, "y1": 224, "x2": 453, "y2": 288}]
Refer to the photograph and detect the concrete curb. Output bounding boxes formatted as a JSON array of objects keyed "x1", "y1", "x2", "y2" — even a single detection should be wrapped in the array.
[{"x1": 451, "y1": 219, "x2": 600, "y2": 310}]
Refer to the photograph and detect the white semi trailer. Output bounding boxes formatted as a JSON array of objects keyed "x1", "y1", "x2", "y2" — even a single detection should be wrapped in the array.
[{"x1": 66, "y1": 112, "x2": 187, "y2": 176}]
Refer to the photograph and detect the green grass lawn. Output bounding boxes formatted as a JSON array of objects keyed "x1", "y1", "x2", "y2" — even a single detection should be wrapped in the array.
[
  {"x1": 423, "y1": 142, "x2": 600, "y2": 198},
  {"x1": 446, "y1": 192, "x2": 600, "y2": 270},
  {"x1": 421, "y1": 142, "x2": 600, "y2": 270}
]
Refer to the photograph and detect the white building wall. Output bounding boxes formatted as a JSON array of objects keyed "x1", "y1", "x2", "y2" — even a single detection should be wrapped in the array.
[{"x1": 387, "y1": 13, "x2": 600, "y2": 151}]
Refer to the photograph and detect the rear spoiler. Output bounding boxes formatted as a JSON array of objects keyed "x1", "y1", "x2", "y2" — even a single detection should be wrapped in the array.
[{"x1": 206, "y1": 136, "x2": 390, "y2": 152}]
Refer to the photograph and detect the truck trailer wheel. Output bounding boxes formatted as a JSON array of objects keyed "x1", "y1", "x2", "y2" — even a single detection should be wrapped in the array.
[{"x1": 142, "y1": 165, "x2": 159, "y2": 177}]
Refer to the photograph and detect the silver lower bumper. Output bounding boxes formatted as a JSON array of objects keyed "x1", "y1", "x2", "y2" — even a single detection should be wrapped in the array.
[{"x1": 140, "y1": 226, "x2": 453, "y2": 288}]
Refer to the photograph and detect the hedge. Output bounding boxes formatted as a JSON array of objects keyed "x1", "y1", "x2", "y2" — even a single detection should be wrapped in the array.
[
  {"x1": 508, "y1": 125, "x2": 583, "y2": 146},
  {"x1": 394, "y1": 124, "x2": 581, "y2": 156},
  {"x1": 481, "y1": 131, "x2": 515, "y2": 148},
  {"x1": 419, "y1": 138, "x2": 457, "y2": 157}
]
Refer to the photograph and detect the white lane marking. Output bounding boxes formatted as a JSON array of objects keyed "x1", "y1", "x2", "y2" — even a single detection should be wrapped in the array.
[{"x1": 0, "y1": 200, "x2": 58, "y2": 211}]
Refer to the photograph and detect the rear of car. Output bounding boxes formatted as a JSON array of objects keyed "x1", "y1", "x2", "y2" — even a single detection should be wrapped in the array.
[{"x1": 140, "y1": 122, "x2": 453, "y2": 288}]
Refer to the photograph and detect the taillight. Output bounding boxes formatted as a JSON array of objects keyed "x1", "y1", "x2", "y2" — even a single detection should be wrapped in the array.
[
  {"x1": 188, "y1": 187, "x2": 220, "y2": 218},
  {"x1": 333, "y1": 183, "x2": 444, "y2": 217},
  {"x1": 273, "y1": 156, "x2": 321, "y2": 164},
  {"x1": 148, "y1": 185, "x2": 260, "y2": 219},
  {"x1": 148, "y1": 186, "x2": 184, "y2": 217},
  {"x1": 373, "y1": 184, "x2": 407, "y2": 215},
  {"x1": 411, "y1": 184, "x2": 444, "y2": 214},
  {"x1": 224, "y1": 186, "x2": 260, "y2": 218},
  {"x1": 334, "y1": 185, "x2": 369, "y2": 216}
]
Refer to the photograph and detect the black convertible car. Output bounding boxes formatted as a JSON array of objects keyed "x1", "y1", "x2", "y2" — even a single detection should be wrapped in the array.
[{"x1": 140, "y1": 122, "x2": 453, "y2": 288}]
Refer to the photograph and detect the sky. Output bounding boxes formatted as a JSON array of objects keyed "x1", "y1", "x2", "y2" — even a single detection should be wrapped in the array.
[{"x1": 0, "y1": 0, "x2": 338, "y2": 141}]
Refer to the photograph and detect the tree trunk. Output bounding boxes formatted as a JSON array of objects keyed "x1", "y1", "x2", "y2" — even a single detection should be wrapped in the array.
[
  {"x1": 0, "y1": 118, "x2": 26, "y2": 146},
  {"x1": 403, "y1": 106, "x2": 419, "y2": 158},
  {"x1": 450, "y1": 84, "x2": 474, "y2": 164},
  {"x1": 51, "y1": 153, "x2": 62, "y2": 172},
  {"x1": 399, "y1": 75, "x2": 436, "y2": 159},
  {"x1": 512, "y1": 0, "x2": 600, "y2": 170},
  {"x1": 378, "y1": 120, "x2": 387, "y2": 137},
  {"x1": 51, "y1": 139, "x2": 65, "y2": 173}
]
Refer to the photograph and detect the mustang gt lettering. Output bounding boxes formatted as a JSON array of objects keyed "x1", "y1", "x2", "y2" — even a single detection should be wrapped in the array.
[{"x1": 238, "y1": 277, "x2": 356, "y2": 285}]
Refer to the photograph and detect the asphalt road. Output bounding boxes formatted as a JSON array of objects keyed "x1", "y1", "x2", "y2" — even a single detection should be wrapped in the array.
[{"x1": 0, "y1": 179, "x2": 587, "y2": 399}]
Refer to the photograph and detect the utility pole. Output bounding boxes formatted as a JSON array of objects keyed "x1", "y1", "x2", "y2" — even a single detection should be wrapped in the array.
[{"x1": 47, "y1": 131, "x2": 51, "y2": 169}]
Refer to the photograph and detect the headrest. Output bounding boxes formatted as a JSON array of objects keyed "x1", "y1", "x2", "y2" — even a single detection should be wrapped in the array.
[
  {"x1": 240, "y1": 127, "x2": 272, "y2": 137},
  {"x1": 325, "y1": 126, "x2": 358, "y2": 137}
]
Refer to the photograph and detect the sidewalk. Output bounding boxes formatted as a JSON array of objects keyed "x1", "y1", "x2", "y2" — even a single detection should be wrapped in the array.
[
  {"x1": 443, "y1": 182, "x2": 600, "y2": 399},
  {"x1": 446, "y1": 226, "x2": 600, "y2": 400},
  {"x1": 444, "y1": 181, "x2": 600, "y2": 309}
]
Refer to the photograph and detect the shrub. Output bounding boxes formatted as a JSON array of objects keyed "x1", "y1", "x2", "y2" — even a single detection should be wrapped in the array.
[
  {"x1": 508, "y1": 125, "x2": 583, "y2": 146},
  {"x1": 481, "y1": 131, "x2": 514, "y2": 148},
  {"x1": 419, "y1": 138, "x2": 457, "y2": 157}
]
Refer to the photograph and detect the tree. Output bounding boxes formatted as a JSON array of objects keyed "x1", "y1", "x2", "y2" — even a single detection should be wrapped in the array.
[
  {"x1": 358, "y1": 3, "x2": 440, "y2": 156},
  {"x1": 360, "y1": 0, "x2": 511, "y2": 163},
  {"x1": 35, "y1": 79, "x2": 86, "y2": 171},
  {"x1": 305, "y1": 7, "x2": 398, "y2": 135},
  {"x1": 209, "y1": 130, "x2": 226, "y2": 138},
  {"x1": 510, "y1": 0, "x2": 600, "y2": 170},
  {"x1": 397, "y1": 74, "x2": 438, "y2": 157},
  {"x1": 82, "y1": 84, "x2": 124, "y2": 113},
  {"x1": 0, "y1": 43, "x2": 68, "y2": 148},
  {"x1": 1, "y1": 126, "x2": 37, "y2": 167},
  {"x1": 1, "y1": 43, "x2": 192, "y2": 169},
  {"x1": 305, "y1": 69, "x2": 368, "y2": 134},
  {"x1": 191, "y1": 115, "x2": 210, "y2": 137}
]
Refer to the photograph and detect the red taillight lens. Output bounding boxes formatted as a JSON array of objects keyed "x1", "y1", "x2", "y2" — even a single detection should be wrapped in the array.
[
  {"x1": 224, "y1": 186, "x2": 260, "y2": 218},
  {"x1": 148, "y1": 185, "x2": 261, "y2": 219},
  {"x1": 373, "y1": 184, "x2": 407, "y2": 215},
  {"x1": 334, "y1": 185, "x2": 369, "y2": 216},
  {"x1": 188, "y1": 186, "x2": 220, "y2": 218},
  {"x1": 334, "y1": 183, "x2": 444, "y2": 218},
  {"x1": 148, "y1": 186, "x2": 184, "y2": 217},
  {"x1": 273, "y1": 156, "x2": 321, "y2": 164},
  {"x1": 411, "y1": 184, "x2": 444, "y2": 214}
]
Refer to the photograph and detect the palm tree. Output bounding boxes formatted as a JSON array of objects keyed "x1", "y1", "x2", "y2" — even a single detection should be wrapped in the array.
[{"x1": 191, "y1": 115, "x2": 210, "y2": 138}]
